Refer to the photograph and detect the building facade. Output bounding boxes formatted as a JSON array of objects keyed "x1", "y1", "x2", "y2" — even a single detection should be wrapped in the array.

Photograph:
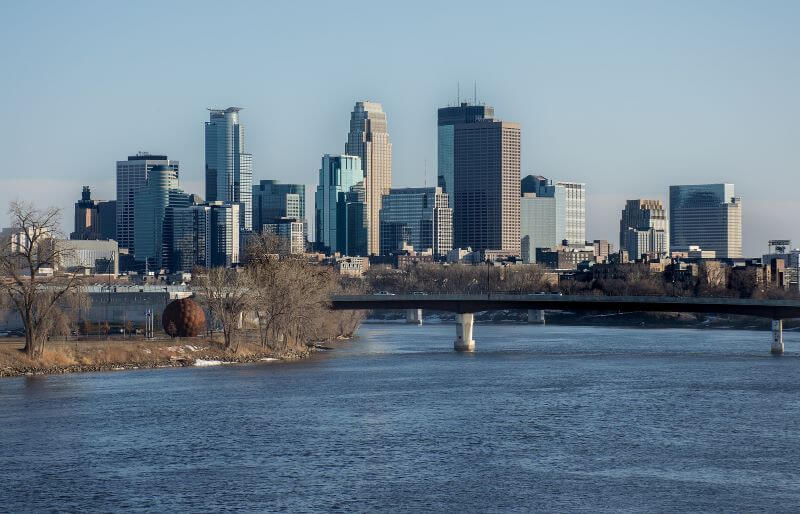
[
  {"x1": 336, "y1": 182, "x2": 368, "y2": 256},
  {"x1": 560, "y1": 182, "x2": 586, "y2": 245},
  {"x1": 378, "y1": 186, "x2": 452, "y2": 256},
  {"x1": 116, "y1": 152, "x2": 179, "y2": 253},
  {"x1": 209, "y1": 202, "x2": 240, "y2": 267},
  {"x1": 619, "y1": 199, "x2": 669, "y2": 261},
  {"x1": 453, "y1": 118, "x2": 521, "y2": 255},
  {"x1": 169, "y1": 204, "x2": 212, "y2": 272},
  {"x1": 72, "y1": 186, "x2": 116, "y2": 240},
  {"x1": 133, "y1": 165, "x2": 184, "y2": 270},
  {"x1": 437, "y1": 102, "x2": 494, "y2": 195},
  {"x1": 344, "y1": 101, "x2": 392, "y2": 255},
  {"x1": 57, "y1": 239, "x2": 119, "y2": 275},
  {"x1": 205, "y1": 107, "x2": 253, "y2": 231},
  {"x1": 669, "y1": 184, "x2": 742, "y2": 258},
  {"x1": 315, "y1": 154, "x2": 364, "y2": 254},
  {"x1": 252, "y1": 179, "x2": 306, "y2": 234},
  {"x1": 263, "y1": 218, "x2": 305, "y2": 255}
]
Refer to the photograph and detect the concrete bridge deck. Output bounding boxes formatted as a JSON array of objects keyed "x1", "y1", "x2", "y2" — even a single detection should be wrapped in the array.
[{"x1": 331, "y1": 294, "x2": 800, "y2": 354}]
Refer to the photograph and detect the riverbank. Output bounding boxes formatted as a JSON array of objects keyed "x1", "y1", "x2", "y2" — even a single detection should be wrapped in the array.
[{"x1": 0, "y1": 338, "x2": 315, "y2": 378}]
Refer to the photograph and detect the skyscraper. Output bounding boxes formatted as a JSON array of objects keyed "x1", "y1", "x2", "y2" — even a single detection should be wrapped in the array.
[
  {"x1": 669, "y1": 183, "x2": 742, "y2": 258},
  {"x1": 379, "y1": 187, "x2": 453, "y2": 256},
  {"x1": 344, "y1": 101, "x2": 392, "y2": 255},
  {"x1": 133, "y1": 165, "x2": 185, "y2": 270},
  {"x1": 437, "y1": 102, "x2": 494, "y2": 195},
  {"x1": 520, "y1": 175, "x2": 586, "y2": 263},
  {"x1": 252, "y1": 179, "x2": 306, "y2": 236},
  {"x1": 452, "y1": 118, "x2": 521, "y2": 254},
  {"x1": 116, "y1": 152, "x2": 179, "y2": 253},
  {"x1": 205, "y1": 107, "x2": 253, "y2": 231},
  {"x1": 315, "y1": 154, "x2": 364, "y2": 255},
  {"x1": 336, "y1": 182, "x2": 368, "y2": 257},
  {"x1": 559, "y1": 181, "x2": 586, "y2": 245},
  {"x1": 619, "y1": 199, "x2": 669, "y2": 261}
]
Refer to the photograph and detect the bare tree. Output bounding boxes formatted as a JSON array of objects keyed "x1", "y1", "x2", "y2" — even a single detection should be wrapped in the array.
[
  {"x1": 193, "y1": 266, "x2": 253, "y2": 351},
  {"x1": 0, "y1": 202, "x2": 86, "y2": 357}
]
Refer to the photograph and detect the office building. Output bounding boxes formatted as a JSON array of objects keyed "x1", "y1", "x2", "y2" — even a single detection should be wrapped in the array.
[
  {"x1": 619, "y1": 199, "x2": 669, "y2": 261},
  {"x1": 452, "y1": 117, "x2": 521, "y2": 255},
  {"x1": 561, "y1": 182, "x2": 586, "y2": 245},
  {"x1": 438, "y1": 102, "x2": 494, "y2": 195},
  {"x1": 71, "y1": 186, "x2": 116, "y2": 240},
  {"x1": 209, "y1": 202, "x2": 240, "y2": 267},
  {"x1": 116, "y1": 152, "x2": 179, "y2": 253},
  {"x1": 169, "y1": 204, "x2": 212, "y2": 272},
  {"x1": 315, "y1": 154, "x2": 364, "y2": 254},
  {"x1": 263, "y1": 218, "x2": 305, "y2": 255},
  {"x1": 336, "y1": 182, "x2": 368, "y2": 256},
  {"x1": 669, "y1": 184, "x2": 742, "y2": 258},
  {"x1": 205, "y1": 107, "x2": 253, "y2": 231},
  {"x1": 133, "y1": 165, "x2": 187, "y2": 270},
  {"x1": 345, "y1": 101, "x2": 392, "y2": 255},
  {"x1": 379, "y1": 186, "x2": 452, "y2": 256},
  {"x1": 252, "y1": 180, "x2": 306, "y2": 239}
]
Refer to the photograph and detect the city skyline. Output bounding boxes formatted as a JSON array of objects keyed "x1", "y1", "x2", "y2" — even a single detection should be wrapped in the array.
[{"x1": 2, "y1": 1, "x2": 799, "y2": 256}]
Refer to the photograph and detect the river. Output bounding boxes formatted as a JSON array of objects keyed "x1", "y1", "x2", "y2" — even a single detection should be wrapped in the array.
[{"x1": 1, "y1": 323, "x2": 799, "y2": 512}]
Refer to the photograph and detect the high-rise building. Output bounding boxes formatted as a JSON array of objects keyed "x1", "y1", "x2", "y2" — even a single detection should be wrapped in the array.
[
  {"x1": 315, "y1": 154, "x2": 364, "y2": 254},
  {"x1": 71, "y1": 186, "x2": 116, "y2": 240},
  {"x1": 520, "y1": 175, "x2": 586, "y2": 263},
  {"x1": 560, "y1": 182, "x2": 586, "y2": 245},
  {"x1": 133, "y1": 165, "x2": 185, "y2": 270},
  {"x1": 169, "y1": 204, "x2": 211, "y2": 272},
  {"x1": 263, "y1": 218, "x2": 305, "y2": 255},
  {"x1": 452, "y1": 118, "x2": 521, "y2": 254},
  {"x1": 336, "y1": 182, "x2": 368, "y2": 257},
  {"x1": 619, "y1": 199, "x2": 669, "y2": 261},
  {"x1": 252, "y1": 179, "x2": 306, "y2": 239},
  {"x1": 116, "y1": 152, "x2": 179, "y2": 253},
  {"x1": 205, "y1": 107, "x2": 253, "y2": 231},
  {"x1": 379, "y1": 187, "x2": 453, "y2": 256},
  {"x1": 345, "y1": 101, "x2": 392, "y2": 255},
  {"x1": 437, "y1": 102, "x2": 494, "y2": 195},
  {"x1": 209, "y1": 202, "x2": 240, "y2": 267},
  {"x1": 669, "y1": 184, "x2": 742, "y2": 258}
]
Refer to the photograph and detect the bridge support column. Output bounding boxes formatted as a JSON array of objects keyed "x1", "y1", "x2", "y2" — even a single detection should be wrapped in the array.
[
  {"x1": 406, "y1": 308, "x2": 423, "y2": 325},
  {"x1": 454, "y1": 313, "x2": 475, "y2": 352},
  {"x1": 772, "y1": 319, "x2": 784, "y2": 355},
  {"x1": 528, "y1": 309, "x2": 545, "y2": 324}
]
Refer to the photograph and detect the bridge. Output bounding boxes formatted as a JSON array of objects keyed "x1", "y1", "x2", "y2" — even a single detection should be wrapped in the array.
[{"x1": 330, "y1": 294, "x2": 800, "y2": 354}]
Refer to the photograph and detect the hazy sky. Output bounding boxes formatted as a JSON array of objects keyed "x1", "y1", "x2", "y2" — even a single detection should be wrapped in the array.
[{"x1": 1, "y1": 0, "x2": 798, "y2": 256}]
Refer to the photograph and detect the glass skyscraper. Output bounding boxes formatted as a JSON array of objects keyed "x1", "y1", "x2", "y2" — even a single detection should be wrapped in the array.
[
  {"x1": 252, "y1": 179, "x2": 306, "y2": 238},
  {"x1": 437, "y1": 103, "x2": 494, "y2": 196},
  {"x1": 315, "y1": 154, "x2": 364, "y2": 254},
  {"x1": 116, "y1": 152, "x2": 179, "y2": 253},
  {"x1": 669, "y1": 183, "x2": 742, "y2": 258},
  {"x1": 133, "y1": 165, "x2": 184, "y2": 270},
  {"x1": 205, "y1": 107, "x2": 253, "y2": 232},
  {"x1": 520, "y1": 175, "x2": 586, "y2": 263},
  {"x1": 345, "y1": 101, "x2": 392, "y2": 255},
  {"x1": 379, "y1": 187, "x2": 452, "y2": 257}
]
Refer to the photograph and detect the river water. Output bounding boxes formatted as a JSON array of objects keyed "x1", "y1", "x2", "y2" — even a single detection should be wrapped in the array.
[{"x1": 1, "y1": 323, "x2": 799, "y2": 512}]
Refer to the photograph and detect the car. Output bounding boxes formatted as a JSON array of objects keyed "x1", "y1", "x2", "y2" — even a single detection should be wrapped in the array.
[
  {"x1": 411, "y1": 291, "x2": 428, "y2": 295},
  {"x1": 374, "y1": 291, "x2": 395, "y2": 296}
]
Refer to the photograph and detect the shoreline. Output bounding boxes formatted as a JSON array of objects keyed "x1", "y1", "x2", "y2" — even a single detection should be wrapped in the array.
[{"x1": 0, "y1": 338, "x2": 318, "y2": 379}]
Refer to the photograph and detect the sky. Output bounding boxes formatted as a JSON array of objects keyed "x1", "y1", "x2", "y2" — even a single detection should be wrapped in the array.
[{"x1": 0, "y1": 0, "x2": 798, "y2": 256}]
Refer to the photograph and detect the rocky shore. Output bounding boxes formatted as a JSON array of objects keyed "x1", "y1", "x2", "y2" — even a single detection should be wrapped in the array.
[{"x1": 0, "y1": 339, "x2": 318, "y2": 379}]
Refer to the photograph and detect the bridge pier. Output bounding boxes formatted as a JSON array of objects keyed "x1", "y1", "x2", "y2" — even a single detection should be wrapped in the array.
[
  {"x1": 406, "y1": 308, "x2": 423, "y2": 325},
  {"x1": 454, "y1": 313, "x2": 475, "y2": 352},
  {"x1": 527, "y1": 309, "x2": 545, "y2": 324},
  {"x1": 772, "y1": 319, "x2": 784, "y2": 354}
]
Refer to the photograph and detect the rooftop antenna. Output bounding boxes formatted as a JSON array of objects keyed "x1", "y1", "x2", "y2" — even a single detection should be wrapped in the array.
[
  {"x1": 424, "y1": 159, "x2": 428, "y2": 187},
  {"x1": 457, "y1": 82, "x2": 460, "y2": 104},
  {"x1": 474, "y1": 81, "x2": 477, "y2": 104}
]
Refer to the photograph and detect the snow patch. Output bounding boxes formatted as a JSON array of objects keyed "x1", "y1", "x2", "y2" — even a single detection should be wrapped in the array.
[
  {"x1": 194, "y1": 359, "x2": 223, "y2": 367},
  {"x1": 259, "y1": 357, "x2": 279, "y2": 362}
]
